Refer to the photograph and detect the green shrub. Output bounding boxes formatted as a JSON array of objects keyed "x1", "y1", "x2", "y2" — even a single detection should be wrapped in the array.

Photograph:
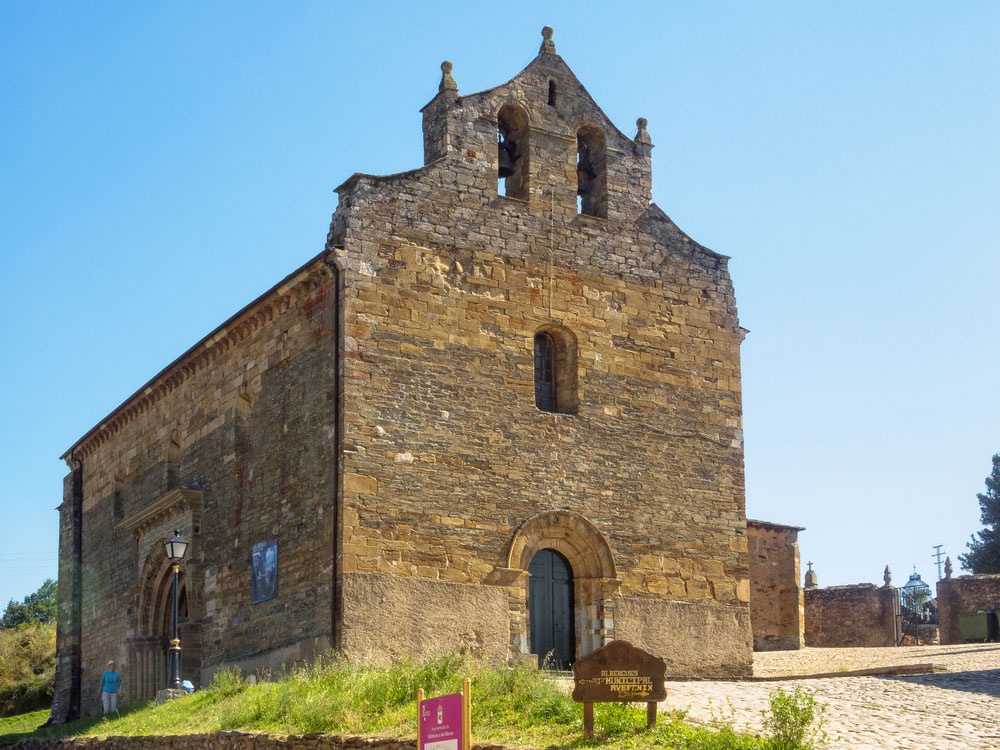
[
  {"x1": 0, "y1": 623, "x2": 55, "y2": 717},
  {"x1": 207, "y1": 666, "x2": 247, "y2": 698},
  {"x1": 762, "y1": 687, "x2": 827, "y2": 750}
]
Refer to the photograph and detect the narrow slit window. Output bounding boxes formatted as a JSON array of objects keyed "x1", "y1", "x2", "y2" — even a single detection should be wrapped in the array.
[{"x1": 534, "y1": 332, "x2": 557, "y2": 412}]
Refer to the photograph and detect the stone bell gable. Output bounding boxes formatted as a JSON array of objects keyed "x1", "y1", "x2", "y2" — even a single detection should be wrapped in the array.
[
  {"x1": 52, "y1": 26, "x2": 750, "y2": 724},
  {"x1": 417, "y1": 26, "x2": 653, "y2": 221},
  {"x1": 326, "y1": 27, "x2": 749, "y2": 676}
]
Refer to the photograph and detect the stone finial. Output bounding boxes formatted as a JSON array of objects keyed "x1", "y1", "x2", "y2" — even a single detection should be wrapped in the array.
[
  {"x1": 804, "y1": 561, "x2": 818, "y2": 589},
  {"x1": 634, "y1": 117, "x2": 653, "y2": 158},
  {"x1": 438, "y1": 60, "x2": 458, "y2": 92},
  {"x1": 540, "y1": 26, "x2": 556, "y2": 55},
  {"x1": 883, "y1": 565, "x2": 892, "y2": 587},
  {"x1": 944, "y1": 556, "x2": 953, "y2": 579},
  {"x1": 635, "y1": 117, "x2": 652, "y2": 145}
]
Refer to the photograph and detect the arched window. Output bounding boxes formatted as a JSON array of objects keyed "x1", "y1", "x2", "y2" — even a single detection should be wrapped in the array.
[
  {"x1": 576, "y1": 125, "x2": 607, "y2": 218},
  {"x1": 498, "y1": 104, "x2": 529, "y2": 200},
  {"x1": 534, "y1": 326, "x2": 578, "y2": 414},
  {"x1": 534, "y1": 332, "x2": 557, "y2": 412}
]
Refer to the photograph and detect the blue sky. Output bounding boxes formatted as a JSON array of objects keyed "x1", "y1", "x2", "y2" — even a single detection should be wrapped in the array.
[{"x1": 2, "y1": 2, "x2": 998, "y2": 608}]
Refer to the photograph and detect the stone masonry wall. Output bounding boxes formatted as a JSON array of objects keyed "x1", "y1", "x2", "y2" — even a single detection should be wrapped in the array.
[
  {"x1": 329, "y1": 39, "x2": 751, "y2": 677},
  {"x1": 937, "y1": 574, "x2": 1000, "y2": 644},
  {"x1": 51, "y1": 467, "x2": 84, "y2": 724},
  {"x1": 60, "y1": 261, "x2": 338, "y2": 716},
  {"x1": 804, "y1": 585, "x2": 899, "y2": 648},
  {"x1": 747, "y1": 521, "x2": 803, "y2": 651}
]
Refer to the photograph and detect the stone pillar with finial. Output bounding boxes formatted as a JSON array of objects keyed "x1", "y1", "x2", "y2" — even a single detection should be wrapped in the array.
[
  {"x1": 804, "y1": 561, "x2": 818, "y2": 589},
  {"x1": 632, "y1": 117, "x2": 654, "y2": 204},
  {"x1": 438, "y1": 60, "x2": 458, "y2": 94},
  {"x1": 421, "y1": 60, "x2": 460, "y2": 164}
]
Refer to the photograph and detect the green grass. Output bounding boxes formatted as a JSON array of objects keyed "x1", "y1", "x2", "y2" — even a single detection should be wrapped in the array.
[
  {"x1": 0, "y1": 709, "x2": 51, "y2": 737},
  {"x1": 0, "y1": 653, "x2": 826, "y2": 749}
]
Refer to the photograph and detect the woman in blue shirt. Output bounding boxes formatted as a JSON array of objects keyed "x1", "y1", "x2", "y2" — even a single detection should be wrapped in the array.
[{"x1": 99, "y1": 660, "x2": 122, "y2": 715}]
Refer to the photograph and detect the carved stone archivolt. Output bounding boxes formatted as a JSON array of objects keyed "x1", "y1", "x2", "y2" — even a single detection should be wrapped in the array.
[
  {"x1": 121, "y1": 485, "x2": 204, "y2": 701},
  {"x1": 493, "y1": 509, "x2": 622, "y2": 658},
  {"x1": 503, "y1": 509, "x2": 619, "y2": 586}
]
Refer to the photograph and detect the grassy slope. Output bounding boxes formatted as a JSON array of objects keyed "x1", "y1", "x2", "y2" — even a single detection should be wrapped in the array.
[{"x1": 0, "y1": 654, "x2": 826, "y2": 749}]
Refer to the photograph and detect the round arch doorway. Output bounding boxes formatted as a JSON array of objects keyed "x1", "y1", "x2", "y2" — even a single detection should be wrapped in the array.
[{"x1": 528, "y1": 548, "x2": 575, "y2": 669}]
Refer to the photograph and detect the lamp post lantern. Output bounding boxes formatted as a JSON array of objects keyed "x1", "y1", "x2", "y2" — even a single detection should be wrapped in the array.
[{"x1": 164, "y1": 530, "x2": 188, "y2": 690}]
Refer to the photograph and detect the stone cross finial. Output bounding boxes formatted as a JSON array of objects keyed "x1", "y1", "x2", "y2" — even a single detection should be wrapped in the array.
[
  {"x1": 944, "y1": 556, "x2": 953, "y2": 579},
  {"x1": 438, "y1": 60, "x2": 458, "y2": 92},
  {"x1": 803, "y1": 561, "x2": 818, "y2": 589},
  {"x1": 540, "y1": 26, "x2": 556, "y2": 54}
]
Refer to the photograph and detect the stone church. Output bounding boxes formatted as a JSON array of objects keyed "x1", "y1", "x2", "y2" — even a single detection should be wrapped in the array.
[{"x1": 52, "y1": 27, "x2": 753, "y2": 721}]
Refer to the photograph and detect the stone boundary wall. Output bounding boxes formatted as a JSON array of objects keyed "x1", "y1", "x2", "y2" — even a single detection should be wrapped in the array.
[
  {"x1": 937, "y1": 573, "x2": 1000, "y2": 644},
  {"x1": 804, "y1": 585, "x2": 899, "y2": 647},
  {"x1": 9, "y1": 734, "x2": 511, "y2": 750}
]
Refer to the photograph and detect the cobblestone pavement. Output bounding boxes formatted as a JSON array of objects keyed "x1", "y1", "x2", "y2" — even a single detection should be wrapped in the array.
[{"x1": 658, "y1": 643, "x2": 1000, "y2": 749}]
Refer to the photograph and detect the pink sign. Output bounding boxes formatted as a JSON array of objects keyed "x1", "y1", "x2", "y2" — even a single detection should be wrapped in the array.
[{"x1": 419, "y1": 691, "x2": 464, "y2": 750}]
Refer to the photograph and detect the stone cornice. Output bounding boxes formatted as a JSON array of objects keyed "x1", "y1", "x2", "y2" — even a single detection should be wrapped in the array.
[
  {"x1": 63, "y1": 255, "x2": 335, "y2": 463},
  {"x1": 117, "y1": 486, "x2": 204, "y2": 537}
]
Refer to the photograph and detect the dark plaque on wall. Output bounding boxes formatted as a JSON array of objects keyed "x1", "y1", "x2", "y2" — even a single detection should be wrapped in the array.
[{"x1": 251, "y1": 536, "x2": 278, "y2": 604}]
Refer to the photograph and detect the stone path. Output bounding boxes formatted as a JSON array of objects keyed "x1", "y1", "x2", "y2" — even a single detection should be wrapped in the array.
[{"x1": 657, "y1": 643, "x2": 1000, "y2": 748}]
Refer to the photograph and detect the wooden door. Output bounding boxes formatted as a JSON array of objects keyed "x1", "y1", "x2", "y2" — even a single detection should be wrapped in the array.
[{"x1": 528, "y1": 548, "x2": 575, "y2": 669}]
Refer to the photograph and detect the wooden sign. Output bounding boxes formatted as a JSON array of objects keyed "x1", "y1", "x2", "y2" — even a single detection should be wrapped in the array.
[{"x1": 571, "y1": 640, "x2": 667, "y2": 737}]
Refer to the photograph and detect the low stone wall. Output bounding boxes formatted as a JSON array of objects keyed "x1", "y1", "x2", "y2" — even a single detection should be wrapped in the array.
[
  {"x1": 937, "y1": 573, "x2": 1000, "y2": 644},
  {"x1": 10, "y1": 734, "x2": 509, "y2": 750},
  {"x1": 614, "y1": 598, "x2": 753, "y2": 678},
  {"x1": 804, "y1": 585, "x2": 899, "y2": 647}
]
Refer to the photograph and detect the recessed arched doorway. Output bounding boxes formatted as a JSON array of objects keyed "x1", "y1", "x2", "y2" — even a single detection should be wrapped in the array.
[
  {"x1": 131, "y1": 547, "x2": 200, "y2": 699},
  {"x1": 528, "y1": 548, "x2": 575, "y2": 669},
  {"x1": 500, "y1": 510, "x2": 620, "y2": 665}
]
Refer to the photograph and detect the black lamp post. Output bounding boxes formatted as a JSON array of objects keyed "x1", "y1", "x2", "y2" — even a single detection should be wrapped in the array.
[{"x1": 164, "y1": 530, "x2": 188, "y2": 690}]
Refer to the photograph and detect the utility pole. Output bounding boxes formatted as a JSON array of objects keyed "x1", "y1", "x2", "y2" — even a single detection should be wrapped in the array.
[{"x1": 933, "y1": 544, "x2": 945, "y2": 581}]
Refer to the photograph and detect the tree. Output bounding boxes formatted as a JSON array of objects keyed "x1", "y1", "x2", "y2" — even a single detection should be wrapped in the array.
[
  {"x1": 0, "y1": 579, "x2": 57, "y2": 629},
  {"x1": 960, "y1": 453, "x2": 1000, "y2": 574}
]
